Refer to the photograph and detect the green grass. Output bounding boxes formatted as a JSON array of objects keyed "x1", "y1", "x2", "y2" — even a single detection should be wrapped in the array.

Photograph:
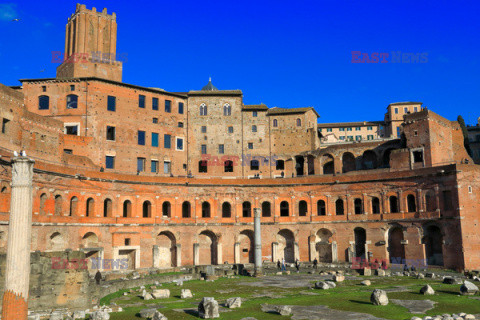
[{"x1": 98, "y1": 275, "x2": 480, "y2": 320}]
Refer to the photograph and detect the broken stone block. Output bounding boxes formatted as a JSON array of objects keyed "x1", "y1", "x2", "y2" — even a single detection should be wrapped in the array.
[
  {"x1": 225, "y1": 297, "x2": 242, "y2": 308},
  {"x1": 420, "y1": 284, "x2": 435, "y2": 295},
  {"x1": 275, "y1": 305, "x2": 292, "y2": 316},
  {"x1": 370, "y1": 289, "x2": 389, "y2": 306},
  {"x1": 152, "y1": 289, "x2": 170, "y2": 299},
  {"x1": 181, "y1": 289, "x2": 193, "y2": 299},
  {"x1": 198, "y1": 297, "x2": 220, "y2": 319},
  {"x1": 460, "y1": 281, "x2": 479, "y2": 295}
]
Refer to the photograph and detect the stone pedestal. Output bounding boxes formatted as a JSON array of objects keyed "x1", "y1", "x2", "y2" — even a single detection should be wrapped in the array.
[{"x1": 2, "y1": 157, "x2": 34, "y2": 320}]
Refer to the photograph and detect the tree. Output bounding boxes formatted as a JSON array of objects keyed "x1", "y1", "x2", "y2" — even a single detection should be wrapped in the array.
[{"x1": 457, "y1": 115, "x2": 472, "y2": 157}]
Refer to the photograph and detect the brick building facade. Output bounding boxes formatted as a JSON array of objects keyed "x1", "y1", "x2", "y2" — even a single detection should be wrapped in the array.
[{"x1": 0, "y1": 4, "x2": 479, "y2": 274}]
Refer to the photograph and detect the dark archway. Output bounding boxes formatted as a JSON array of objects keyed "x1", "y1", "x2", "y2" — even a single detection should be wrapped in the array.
[
  {"x1": 389, "y1": 196, "x2": 399, "y2": 213},
  {"x1": 298, "y1": 200, "x2": 308, "y2": 216},
  {"x1": 222, "y1": 202, "x2": 231, "y2": 218},
  {"x1": 157, "y1": 231, "x2": 177, "y2": 268},
  {"x1": 162, "y1": 201, "x2": 171, "y2": 217},
  {"x1": 86, "y1": 198, "x2": 94, "y2": 217},
  {"x1": 242, "y1": 201, "x2": 252, "y2": 217},
  {"x1": 316, "y1": 228, "x2": 333, "y2": 263},
  {"x1": 342, "y1": 152, "x2": 356, "y2": 173},
  {"x1": 143, "y1": 201, "x2": 152, "y2": 218},
  {"x1": 123, "y1": 200, "x2": 132, "y2": 217},
  {"x1": 423, "y1": 225, "x2": 443, "y2": 266},
  {"x1": 54, "y1": 195, "x2": 62, "y2": 216},
  {"x1": 362, "y1": 150, "x2": 378, "y2": 170},
  {"x1": 239, "y1": 230, "x2": 254, "y2": 263},
  {"x1": 262, "y1": 201, "x2": 271, "y2": 217},
  {"x1": 322, "y1": 154, "x2": 335, "y2": 175},
  {"x1": 103, "y1": 198, "x2": 112, "y2": 217},
  {"x1": 354, "y1": 198, "x2": 363, "y2": 214},
  {"x1": 335, "y1": 199, "x2": 344, "y2": 215},
  {"x1": 317, "y1": 200, "x2": 326, "y2": 215},
  {"x1": 69, "y1": 196, "x2": 78, "y2": 216},
  {"x1": 280, "y1": 201, "x2": 289, "y2": 216},
  {"x1": 382, "y1": 149, "x2": 394, "y2": 168},
  {"x1": 202, "y1": 202, "x2": 211, "y2": 218},
  {"x1": 277, "y1": 229, "x2": 295, "y2": 263},
  {"x1": 371, "y1": 197, "x2": 380, "y2": 214},
  {"x1": 407, "y1": 194, "x2": 416, "y2": 212},
  {"x1": 182, "y1": 201, "x2": 191, "y2": 218},
  {"x1": 295, "y1": 156, "x2": 304, "y2": 176},
  {"x1": 354, "y1": 227, "x2": 366, "y2": 259}
]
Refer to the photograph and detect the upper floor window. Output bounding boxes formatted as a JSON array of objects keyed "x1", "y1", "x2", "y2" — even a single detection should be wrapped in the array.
[
  {"x1": 356, "y1": 127, "x2": 361, "y2": 131},
  {"x1": 153, "y1": 118, "x2": 158, "y2": 124},
  {"x1": 273, "y1": 119, "x2": 278, "y2": 127},
  {"x1": 164, "y1": 134, "x2": 171, "y2": 149},
  {"x1": 253, "y1": 111, "x2": 258, "y2": 117},
  {"x1": 367, "y1": 126, "x2": 373, "y2": 130},
  {"x1": 201, "y1": 126, "x2": 207, "y2": 133},
  {"x1": 339, "y1": 128, "x2": 345, "y2": 131},
  {"x1": 38, "y1": 95, "x2": 49, "y2": 110},
  {"x1": 252, "y1": 125, "x2": 257, "y2": 133},
  {"x1": 165, "y1": 100, "x2": 171, "y2": 113},
  {"x1": 178, "y1": 122, "x2": 184, "y2": 128},
  {"x1": 139, "y1": 95, "x2": 145, "y2": 108},
  {"x1": 404, "y1": 107, "x2": 408, "y2": 113},
  {"x1": 66, "y1": 94, "x2": 78, "y2": 109},
  {"x1": 296, "y1": 118, "x2": 301, "y2": 127},
  {"x1": 106, "y1": 126, "x2": 115, "y2": 141},
  {"x1": 228, "y1": 126, "x2": 234, "y2": 133},
  {"x1": 65, "y1": 125, "x2": 78, "y2": 136},
  {"x1": 138, "y1": 130, "x2": 146, "y2": 145},
  {"x1": 414, "y1": 107, "x2": 418, "y2": 112},
  {"x1": 178, "y1": 102, "x2": 184, "y2": 114},
  {"x1": 347, "y1": 127, "x2": 352, "y2": 131},
  {"x1": 219, "y1": 144, "x2": 224, "y2": 154},
  {"x1": 200, "y1": 103, "x2": 207, "y2": 116},
  {"x1": 105, "y1": 156, "x2": 115, "y2": 169},
  {"x1": 395, "y1": 108, "x2": 399, "y2": 114},
  {"x1": 223, "y1": 104, "x2": 231, "y2": 116},
  {"x1": 248, "y1": 142, "x2": 253, "y2": 149},
  {"x1": 327, "y1": 128, "x2": 332, "y2": 132},
  {"x1": 152, "y1": 97, "x2": 159, "y2": 110},
  {"x1": 152, "y1": 132, "x2": 159, "y2": 147},
  {"x1": 176, "y1": 137, "x2": 184, "y2": 151},
  {"x1": 41, "y1": 86, "x2": 46, "y2": 92},
  {"x1": 107, "y1": 96, "x2": 116, "y2": 111}
]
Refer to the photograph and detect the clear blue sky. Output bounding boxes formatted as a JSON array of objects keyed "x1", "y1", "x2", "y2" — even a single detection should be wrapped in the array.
[{"x1": 1, "y1": 0, "x2": 479, "y2": 125}]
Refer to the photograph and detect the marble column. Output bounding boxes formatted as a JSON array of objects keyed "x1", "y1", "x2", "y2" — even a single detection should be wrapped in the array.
[
  {"x1": 272, "y1": 242, "x2": 278, "y2": 262},
  {"x1": 2, "y1": 156, "x2": 34, "y2": 320},
  {"x1": 234, "y1": 242, "x2": 240, "y2": 264},
  {"x1": 254, "y1": 208, "x2": 263, "y2": 276},
  {"x1": 193, "y1": 243, "x2": 199, "y2": 265},
  {"x1": 331, "y1": 241, "x2": 338, "y2": 263}
]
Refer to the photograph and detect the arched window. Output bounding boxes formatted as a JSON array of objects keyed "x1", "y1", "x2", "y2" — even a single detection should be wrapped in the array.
[
  {"x1": 242, "y1": 201, "x2": 251, "y2": 217},
  {"x1": 69, "y1": 196, "x2": 78, "y2": 216},
  {"x1": 223, "y1": 104, "x2": 231, "y2": 116},
  {"x1": 280, "y1": 201, "x2": 289, "y2": 216},
  {"x1": 222, "y1": 202, "x2": 231, "y2": 218},
  {"x1": 335, "y1": 199, "x2": 344, "y2": 215},
  {"x1": 202, "y1": 202, "x2": 211, "y2": 218},
  {"x1": 296, "y1": 118, "x2": 301, "y2": 126},
  {"x1": 389, "y1": 196, "x2": 399, "y2": 213},
  {"x1": 199, "y1": 160, "x2": 208, "y2": 173},
  {"x1": 200, "y1": 103, "x2": 207, "y2": 116},
  {"x1": 66, "y1": 94, "x2": 78, "y2": 109},
  {"x1": 317, "y1": 200, "x2": 326, "y2": 215},
  {"x1": 1, "y1": 186, "x2": 8, "y2": 193},
  {"x1": 86, "y1": 198, "x2": 94, "y2": 217},
  {"x1": 143, "y1": 201, "x2": 152, "y2": 218},
  {"x1": 182, "y1": 201, "x2": 191, "y2": 218},
  {"x1": 38, "y1": 95, "x2": 49, "y2": 110},
  {"x1": 298, "y1": 200, "x2": 308, "y2": 216},
  {"x1": 262, "y1": 201, "x2": 271, "y2": 217},
  {"x1": 354, "y1": 198, "x2": 363, "y2": 214},
  {"x1": 407, "y1": 194, "x2": 416, "y2": 212},
  {"x1": 224, "y1": 160, "x2": 233, "y2": 172},
  {"x1": 252, "y1": 125, "x2": 257, "y2": 133},
  {"x1": 103, "y1": 198, "x2": 112, "y2": 217},
  {"x1": 123, "y1": 200, "x2": 132, "y2": 217},
  {"x1": 162, "y1": 201, "x2": 171, "y2": 217},
  {"x1": 371, "y1": 197, "x2": 380, "y2": 214},
  {"x1": 54, "y1": 195, "x2": 62, "y2": 216},
  {"x1": 273, "y1": 119, "x2": 278, "y2": 127},
  {"x1": 39, "y1": 193, "x2": 47, "y2": 215}
]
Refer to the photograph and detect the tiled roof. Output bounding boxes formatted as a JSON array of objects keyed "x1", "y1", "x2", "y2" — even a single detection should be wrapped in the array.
[
  {"x1": 267, "y1": 107, "x2": 319, "y2": 117},
  {"x1": 243, "y1": 104, "x2": 268, "y2": 111},
  {"x1": 318, "y1": 121, "x2": 384, "y2": 128}
]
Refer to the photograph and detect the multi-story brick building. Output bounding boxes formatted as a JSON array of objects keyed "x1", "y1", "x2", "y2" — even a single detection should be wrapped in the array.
[
  {"x1": 0, "y1": 4, "x2": 479, "y2": 276},
  {"x1": 467, "y1": 119, "x2": 480, "y2": 164}
]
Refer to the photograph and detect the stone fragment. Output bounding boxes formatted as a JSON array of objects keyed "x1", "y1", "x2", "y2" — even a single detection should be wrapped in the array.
[
  {"x1": 325, "y1": 281, "x2": 336, "y2": 288},
  {"x1": 90, "y1": 310, "x2": 110, "y2": 320},
  {"x1": 333, "y1": 274, "x2": 344, "y2": 282},
  {"x1": 443, "y1": 277, "x2": 455, "y2": 284},
  {"x1": 370, "y1": 289, "x2": 389, "y2": 306},
  {"x1": 416, "y1": 273, "x2": 425, "y2": 279},
  {"x1": 72, "y1": 311, "x2": 86, "y2": 319},
  {"x1": 225, "y1": 297, "x2": 242, "y2": 308},
  {"x1": 152, "y1": 289, "x2": 170, "y2": 299},
  {"x1": 420, "y1": 284, "x2": 435, "y2": 295},
  {"x1": 49, "y1": 312, "x2": 64, "y2": 320},
  {"x1": 314, "y1": 281, "x2": 329, "y2": 289},
  {"x1": 363, "y1": 268, "x2": 372, "y2": 276},
  {"x1": 376, "y1": 269, "x2": 386, "y2": 277},
  {"x1": 181, "y1": 289, "x2": 193, "y2": 299},
  {"x1": 144, "y1": 293, "x2": 153, "y2": 300},
  {"x1": 275, "y1": 305, "x2": 292, "y2": 316},
  {"x1": 152, "y1": 310, "x2": 168, "y2": 320},
  {"x1": 460, "y1": 281, "x2": 479, "y2": 295},
  {"x1": 139, "y1": 308, "x2": 157, "y2": 318},
  {"x1": 361, "y1": 280, "x2": 371, "y2": 286},
  {"x1": 198, "y1": 297, "x2": 220, "y2": 319}
]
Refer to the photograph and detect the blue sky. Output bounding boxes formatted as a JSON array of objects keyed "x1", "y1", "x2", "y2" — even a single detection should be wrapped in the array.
[{"x1": 0, "y1": 0, "x2": 479, "y2": 125}]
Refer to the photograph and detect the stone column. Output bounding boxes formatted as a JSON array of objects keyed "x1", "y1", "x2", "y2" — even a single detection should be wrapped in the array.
[
  {"x1": 152, "y1": 245, "x2": 160, "y2": 268},
  {"x1": 254, "y1": 208, "x2": 263, "y2": 276},
  {"x1": 308, "y1": 236, "x2": 316, "y2": 261},
  {"x1": 2, "y1": 157, "x2": 34, "y2": 320},
  {"x1": 217, "y1": 243, "x2": 223, "y2": 265},
  {"x1": 193, "y1": 243, "x2": 199, "y2": 266},
  {"x1": 331, "y1": 241, "x2": 338, "y2": 263},
  {"x1": 272, "y1": 242, "x2": 278, "y2": 262},
  {"x1": 234, "y1": 242, "x2": 240, "y2": 264},
  {"x1": 175, "y1": 244, "x2": 182, "y2": 267}
]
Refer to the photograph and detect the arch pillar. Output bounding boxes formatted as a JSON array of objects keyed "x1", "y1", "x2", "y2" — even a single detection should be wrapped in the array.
[
  {"x1": 331, "y1": 241, "x2": 338, "y2": 262},
  {"x1": 308, "y1": 236, "x2": 316, "y2": 262}
]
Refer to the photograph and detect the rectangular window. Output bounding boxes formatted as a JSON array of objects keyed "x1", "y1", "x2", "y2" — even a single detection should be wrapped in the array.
[
  {"x1": 367, "y1": 135, "x2": 374, "y2": 140},
  {"x1": 253, "y1": 111, "x2": 258, "y2": 117},
  {"x1": 248, "y1": 142, "x2": 253, "y2": 149},
  {"x1": 153, "y1": 118, "x2": 158, "y2": 124},
  {"x1": 63, "y1": 149, "x2": 73, "y2": 154},
  {"x1": 201, "y1": 126, "x2": 207, "y2": 133},
  {"x1": 201, "y1": 144, "x2": 207, "y2": 154},
  {"x1": 404, "y1": 107, "x2": 408, "y2": 113},
  {"x1": 355, "y1": 135, "x2": 362, "y2": 141},
  {"x1": 339, "y1": 128, "x2": 345, "y2": 131},
  {"x1": 65, "y1": 125, "x2": 78, "y2": 135},
  {"x1": 107, "y1": 96, "x2": 116, "y2": 111},
  {"x1": 228, "y1": 126, "x2": 233, "y2": 133},
  {"x1": 138, "y1": 130, "x2": 146, "y2": 145},
  {"x1": 356, "y1": 127, "x2": 361, "y2": 131},
  {"x1": 347, "y1": 135, "x2": 353, "y2": 141},
  {"x1": 165, "y1": 100, "x2": 171, "y2": 113},
  {"x1": 164, "y1": 134, "x2": 171, "y2": 148},
  {"x1": 413, "y1": 150, "x2": 423, "y2": 163},
  {"x1": 339, "y1": 136, "x2": 345, "y2": 140},
  {"x1": 219, "y1": 144, "x2": 224, "y2": 154},
  {"x1": 178, "y1": 102, "x2": 184, "y2": 114},
  {"x1": 137, "y1": 157, "x2": 146, "y2": 172},
  {"x1": 70, "y1": 85, "x2": 75, "y2": 91},
  {"x1": 139, "y1": 95, "x2": 145, "y2": 108},
  {"x1": 105, "y1": 156, "x2": 115, "y2": 169},
  {"x1": 106, "y1": 126, "x2": 115, "y2": 141},
  {"x1": 1, "y1": 119, "x2": 10, "y2": 134},
  {"x1": 151, "y1": 160, "x2": 158, "y2": 173},
  {"x1": 152, "y1": 97, "x2": 159, "y2": 110},
  {"x1": 152, "y1": 132, "x2": 159, "y2": 147},
  {"x1": 327, "y1": 128, "x2": 332, "y2": 132},
  {"x1": 176, "y1": 137, "x2": 184, "y2": 150},
  {"x1": 164, "y1": 161, "x2": 171, "y2": 174},
  {"x1": 178, "y1": 122, "x2": 184, "y2": 128},
  {"x1": 367, "y1": 126, "x2": 373, "y2": 130},
  {"x1": 42, "y1": 86, "x2": 46, "y2": 92},
  {"x1": 347, "y1": 127, "x2": 352, "y2": 131},
  {"x1": 397, "y1": 127, "x2": 401, "y2": 137},
  {"x1": 414, "y1": 107, "x2": 418, "y2": 112},
  {"x1": 395, "y1": 108, "x2": 399, "y2": 114}
]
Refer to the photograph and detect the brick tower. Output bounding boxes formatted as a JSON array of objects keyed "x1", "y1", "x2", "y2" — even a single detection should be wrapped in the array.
[{"x1": 56, "y1": 4, "x2": 123, "y2": 82}]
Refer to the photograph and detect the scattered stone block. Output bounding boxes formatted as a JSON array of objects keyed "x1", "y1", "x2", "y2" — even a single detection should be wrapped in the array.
[
  {"x1": 443, "y1": 277, "x2": 455, "y2": 284},
  {"x1": 363, "y1": 268, "x2": 372, "y2": 276},
  {"x1": 144, "y1": 293, "x2": 153, "y2": 300},
  {"x1": 325, "y1": 281, "x2": 336, "y2": 288},
  {"x1": 198, "y1": 297, "x2": 220, "y2": 319},
  {"x1": 139, "y1": 308, "x2": 157, "y2": 319},
  {"x1": 420, "y1": 284, "x2": 435, "y2": 295},
  {"x1": 333, "y1": 274, "x2": 344, "y2": 282},
  {"x1": 460, "y1": 281, "x2": 479, "y2": 295},
  {"x1": 361, "y1": 280, "x2": 371, "y2": 286},
  {"x1": 152, "y1": 310, "x2": 167, "y2": 320},
  {"x1": 376, "y1": 269, "x2": 386, "y2": 277},
  {"x1": 370, "y1": 289, "x2": 389, "y2": 306},
  {"x1": 314, "y1": 281, "x2": 329, "y2": 290},
  {"x1": 90, "y1": 310, "x2": 110, "y2": 320},
  {"x1": 275, "y1": 305, "x2": 292, "y2": 316},
  {"x1": 181, "y1": 289, "x2": 193, "y2": 299},
  {"x1": 225, "y1": 297, "x2": 242, "y2": 308},
  {"x1": 152, "y1": 289, "x2": 170, "y2": 299}
]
